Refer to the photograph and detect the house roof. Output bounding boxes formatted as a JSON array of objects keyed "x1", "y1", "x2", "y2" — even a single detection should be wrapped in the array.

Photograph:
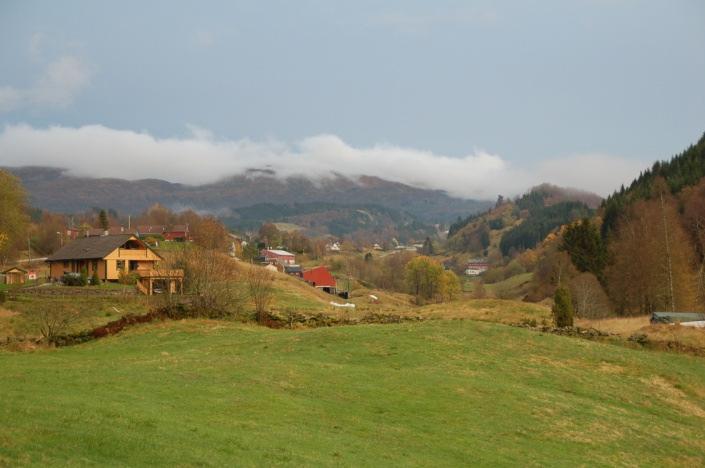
[
  {"x1": 137, "y1": 225, "x2": 167, "y2": 234},
  {"x1": 263, "y1": 249, "x2": 295, "y2": 257},
  {"x1": 2, "y1": 267, "x2": 27, "y2": 274},
  {"x1": 85, "y1": 227, "x2": 137, "y2": 237},
  {"x1": 303, "y1": 266, "x2": 336, "y2": 288},
  {"x1": 651, "y1": 312, "x2": 705, "y2": 323},
  {"x1": 46, "y1": 234, "x2": 142, "y2": 261},
  {"x1": 169, "y1": 225, "x2": 189, "y2": 232}
]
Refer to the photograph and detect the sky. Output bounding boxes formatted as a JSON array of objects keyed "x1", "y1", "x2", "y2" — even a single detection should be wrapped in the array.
[{"x1": 0, "y1": 0, "x2": 704, "y2": 199}]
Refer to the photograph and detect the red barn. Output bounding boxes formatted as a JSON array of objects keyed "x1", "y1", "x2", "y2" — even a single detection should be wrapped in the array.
[
  {"x1": 261, "y1": 249, "x2": 296, "y2": 265},
  {"x1": 303, "y1": 266, "x2": 337, "y2": 294},
  {"x1": 164, "y1": 224, "x2": 190, "y2": 241}
]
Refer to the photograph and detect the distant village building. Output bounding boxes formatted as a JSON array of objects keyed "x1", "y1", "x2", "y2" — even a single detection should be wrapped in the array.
[
  {"x1": 87, "y1": 226, "x2": 137, "y2": 237},
  {"x1": 302, "y1": 266, "x2": 337, "y2": 294},
  {"x1": 326, "y1": 242, "x2": 341, "y2": 252},
  {"x1": 284, "y1": 264, "x2": 303, "y2": 277},
  {"x1": 261, "y1": 249, "x2": 296, "y2": 266},
  {"x1": 136, "y1": 225, "x2": 167, "y2": 237},
  {"x1": 164, "y1": 225, "x2": 190, "y2": 241},
  {"x1": 465, "y1": 259, "x2": 490, "y2": 276}
]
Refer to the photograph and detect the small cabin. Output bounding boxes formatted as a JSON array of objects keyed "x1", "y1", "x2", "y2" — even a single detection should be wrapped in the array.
[{"x1": 2, "y1": 267, "x2": 27, "y2": 285}]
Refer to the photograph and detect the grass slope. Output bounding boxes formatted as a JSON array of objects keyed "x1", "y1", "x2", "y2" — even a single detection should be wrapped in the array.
[{"x1": 1, "y1": 320, "x2": 704, "y2": 466}]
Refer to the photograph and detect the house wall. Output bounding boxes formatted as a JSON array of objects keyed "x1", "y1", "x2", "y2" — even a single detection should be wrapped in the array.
[
  {"x1": 5, "y1": 272, "x2": 25, "y2": 285},
  {"x1": 106, "y1": 259, "x2": 156, "y2": 280},
  {"x1": 49, "y1": 262, "x2": 64, "y2": 279}
]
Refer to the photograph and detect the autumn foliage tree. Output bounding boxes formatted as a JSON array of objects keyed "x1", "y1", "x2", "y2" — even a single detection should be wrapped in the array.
[
  {"x1": 0, "y1": 170, "x2": 28, "y2": 265},
  {"x1": 404, "y1": 256, "x2": 458, "y2": 304},
  {"x1": 605, "y1": 179, "x2": 699, "y2": 315}
]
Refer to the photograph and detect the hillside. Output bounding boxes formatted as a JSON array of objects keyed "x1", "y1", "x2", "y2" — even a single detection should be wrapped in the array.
[
  {"x1": 6, "y1": 167, "x2": 491, "y2": 225},
  {"x1": 447, "y1": 185, "x2": 595, "y2": 256},
  {"x1": 1, "y1": 319, "x2": 703, "y2": 465},
  {"x1": 224, "y1": 202, "x2": 434, "y2": 240},
  {"x1": 602, "y1": 131, "x2": 705, "y2": 236}
]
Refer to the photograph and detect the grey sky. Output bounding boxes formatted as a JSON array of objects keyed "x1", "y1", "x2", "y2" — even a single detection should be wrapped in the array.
[{"x1": 1, "y1": 1, "x2": 704, "y2": 198}]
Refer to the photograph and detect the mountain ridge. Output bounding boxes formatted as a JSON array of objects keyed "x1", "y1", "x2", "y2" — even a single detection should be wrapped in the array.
[{"x1": 7, "y1": 166, "x2": 492, "y2": 225}]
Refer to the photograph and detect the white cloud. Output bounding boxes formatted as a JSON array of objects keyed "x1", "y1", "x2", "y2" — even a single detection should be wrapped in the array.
[
  {"x1": 535, "y1": 154, "x2": 645, "y2": 196},
  {"x1": 0, "y1": 55, "x2": 92, "y2": 113},
  {"x1": 0, "y1": 124, "x2": 646, "y2": 199}
]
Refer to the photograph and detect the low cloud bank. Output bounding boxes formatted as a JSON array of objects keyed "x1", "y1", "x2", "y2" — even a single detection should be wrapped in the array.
[{"x1": 0, "y1": 124, "x2": 645, "y2": 199}]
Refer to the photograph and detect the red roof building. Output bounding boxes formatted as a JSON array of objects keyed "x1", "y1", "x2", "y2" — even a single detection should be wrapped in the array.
[
  {"x1": 302, "y1": 266, "x2": 337, "y2": 293},
  {"x1": 164, "y1": 224, "x2": 190, "y2": 241},
  {"x1": 261, "y1": 249, "x2": 296, "y2": 265}
]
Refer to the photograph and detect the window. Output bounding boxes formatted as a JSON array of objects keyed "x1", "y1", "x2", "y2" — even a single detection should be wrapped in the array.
[{"x1": 116, "y1": 260, "x2": 125, "y2": 271}]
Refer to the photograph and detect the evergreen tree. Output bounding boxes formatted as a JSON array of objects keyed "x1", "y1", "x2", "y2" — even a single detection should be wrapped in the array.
[
  {"x1": 79, "y1": 267, "x2": 89, "y2": 287},
  {"x1": 98, "y1": 209, "x2": 109, "y2": 230},
  {"x1": 562, "y1": 218, "x2": 606, "y2": 281},
  {"x1": 91, "y1": 270, "x2": 101, "y2": 286},
  {"x1": 552, "y1": 287, "x2": 574, "y2": 327},
  {"x1": 421, "y1": 237, "x2": 434, "y2": 255}
]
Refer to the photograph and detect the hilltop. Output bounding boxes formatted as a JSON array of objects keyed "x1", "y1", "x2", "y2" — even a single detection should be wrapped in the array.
[
  {"x1": 7, "y1": 167, "x2": 491, "y2": 225},
  {"x1": 446, "y1": 184, "x2": 598, "y2": 257}
]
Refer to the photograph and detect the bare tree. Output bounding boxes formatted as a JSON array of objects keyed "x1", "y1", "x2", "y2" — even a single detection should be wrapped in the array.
[
  {"x1": 569, "y1": 272, "x2": 611, "y2": 318},
  {"x1": 247, "y1": 266, "x2": 275, "y2": 323},
  {"x1": 38, "y1": 303, "x2": 78, "y2": 341},
  {"x1": 169, "y1": 247, "x2": 245, "y2": 318}
]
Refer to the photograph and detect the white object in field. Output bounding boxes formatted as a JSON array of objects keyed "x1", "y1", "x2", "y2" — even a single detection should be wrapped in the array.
[
  {"x1": 369, "y1": 294, "x2": 378, "y2": 301},
  {"x1": 330, "y1": 301, "x2": 356, "y2": 308},
  {"x1": 680, "y1": 321, "x2": 705, "y2": 328}
]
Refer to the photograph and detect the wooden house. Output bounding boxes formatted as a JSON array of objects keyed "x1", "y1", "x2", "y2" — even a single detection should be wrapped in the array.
[
  {"x1": 2, "y1": 267, "x2": 27, "y2": 285},
  {"x1": 46, "y1": 234, "x2": 183, "y2": 295}
]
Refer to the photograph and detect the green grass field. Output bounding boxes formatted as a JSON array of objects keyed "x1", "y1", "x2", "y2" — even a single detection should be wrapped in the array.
[{"x1": 1, "y1": 319, "x2": 704, "y2": 466}]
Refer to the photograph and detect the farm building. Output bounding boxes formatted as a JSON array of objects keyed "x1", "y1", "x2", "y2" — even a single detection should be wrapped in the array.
[
  {"x1": 303, "y1": 266, "x2": 337, "y2": 294},
  {"x1": 465, "y1": 258, "x2": 490, "y2": 276},
  {"x1": 136, "y1": 225, "x2": 167, "y2": 238},
  {"x1": 164, "y1": 225, "x2": 190, "y2": 241},
  {"x1": 261, "y1": 249, "x2": 296, "y2": 266},
  {"x1": 284, "y1": 265, "x2": 303, "y2": 277},
  {"x1": 2, "y1": 267, "x2": 27, "y2": 285},
  {"x1": 46, "y1": 234, "x2": 183, "y2": 295},
  {"x1": 651, "y1": 312, "x2": 705, "y2": 328},
  {"x1": 86, "y1": 227, "x2": 137, "y2": 237}
]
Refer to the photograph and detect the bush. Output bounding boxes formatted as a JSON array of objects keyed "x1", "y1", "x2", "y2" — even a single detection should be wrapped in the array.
[
  {"x1": 552, "y1": 287, "x2": 574, "y2": 327},
  {"x1": 0, "y1": 290, "x2": 6, "y2": 304},
  {"x1": 91, "y1": 271, "x2": 101, "y2": 286},
  {"x1": 118, "y1": 270, "x2": 139, "y2": 285},
  {"x1": 79, "y1": 267, "x2": 88, "y2": 287},
  {"x1": 62, "y1": 273, "x2": 83, "y2": 286}
]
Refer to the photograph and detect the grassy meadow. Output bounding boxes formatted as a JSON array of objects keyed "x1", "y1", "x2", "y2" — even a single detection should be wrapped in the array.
[{"x1": 1, "y1": 319, "x2": 705, "y2": 466}]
